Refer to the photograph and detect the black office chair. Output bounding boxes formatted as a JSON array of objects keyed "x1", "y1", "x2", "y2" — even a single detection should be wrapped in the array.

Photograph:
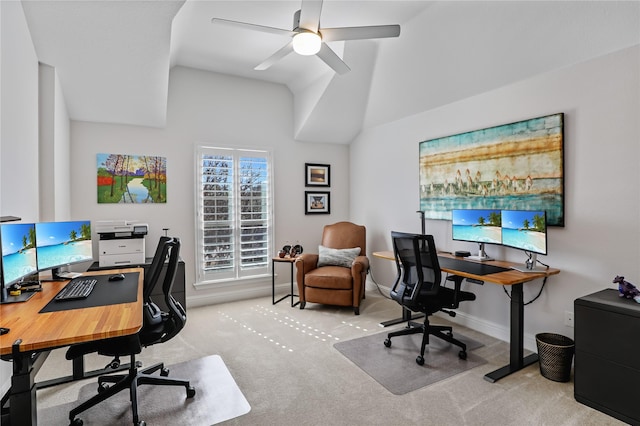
[
  {"x1": 66, "y1": 237, "x2": 195, "y2": 426},
  {"x1": 383, "y1": 231, "x2": 476, "y2": 365}
]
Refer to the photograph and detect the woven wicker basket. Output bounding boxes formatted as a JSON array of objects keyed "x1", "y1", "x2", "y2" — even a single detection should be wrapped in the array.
[{"x1": 535, "y1": 333, "x2": 575, "y2": 382}]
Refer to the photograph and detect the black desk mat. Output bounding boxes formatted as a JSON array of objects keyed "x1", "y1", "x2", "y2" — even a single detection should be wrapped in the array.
[
  {"x1": 438, "y1": 257, "x2": 509, "y2": 276},
  {"x1": 39, "y1": 272, "x2": 139, "y2": 313}
]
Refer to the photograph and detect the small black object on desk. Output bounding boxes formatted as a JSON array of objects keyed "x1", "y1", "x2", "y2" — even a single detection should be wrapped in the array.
[{"x1": 108, "y1": 273, "x2": 126, "y2": 281}]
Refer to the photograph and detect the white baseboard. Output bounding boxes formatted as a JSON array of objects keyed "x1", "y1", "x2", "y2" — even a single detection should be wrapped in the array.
[{"x1": 188, "y1": 279, "x2": 290, "y2": 308}]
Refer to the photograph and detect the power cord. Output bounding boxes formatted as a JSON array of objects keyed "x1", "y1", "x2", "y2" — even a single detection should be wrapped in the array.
[
  {"x1": 502, "y1": 252, "x2": 548, "y2": 305},
  {"x1": 502, "y1": 276, "x2": 547, "y2": 305},
  {"x1": 367, "y1": 266, "x2": 392, "y2": 300}
]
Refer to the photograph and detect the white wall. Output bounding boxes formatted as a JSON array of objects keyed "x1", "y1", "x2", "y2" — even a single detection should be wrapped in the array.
[
  {"x1": 39, "y1": 63, "x2": 71, "y2": 221},
  {"x1": 70, "y1": 66, "x2": 351, "y2": 306},
  {"x1": 0, "y1": 0, "x2": 41, "y2": 399},
  {"x1": 0, "y1": 0, "x2": 39, "y2": 222},
  {"x1": 351, "y1": 45, "x2": 640, "y2": 351}
]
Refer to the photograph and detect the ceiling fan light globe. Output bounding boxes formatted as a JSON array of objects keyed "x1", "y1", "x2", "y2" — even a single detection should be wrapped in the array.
[{"x1": 292, "y1": 32, "x2": 321, "y2": 56}]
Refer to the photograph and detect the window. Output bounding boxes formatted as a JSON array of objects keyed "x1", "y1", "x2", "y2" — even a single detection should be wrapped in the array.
[{"x1": 195, "y1": 146, "x2": 272, "y2": 284}]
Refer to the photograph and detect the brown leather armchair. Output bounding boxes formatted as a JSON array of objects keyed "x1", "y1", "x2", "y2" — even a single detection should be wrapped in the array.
[{"x1": 295, "y1": 221, "x2": 369, "y2": 315}]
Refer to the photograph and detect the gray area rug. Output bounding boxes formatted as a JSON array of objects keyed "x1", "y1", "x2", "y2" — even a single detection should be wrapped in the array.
[
  {"x1": 334, "y1": 328, "x2": 487, "y2": 395},
  {"x1": 39, "y1": 355, "x2": 250, "y2": 425}
]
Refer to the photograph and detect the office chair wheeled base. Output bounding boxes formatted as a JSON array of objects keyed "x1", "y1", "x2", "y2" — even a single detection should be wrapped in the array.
[
  {"x1": 68, "y1": 354, "x2": 196, "y2": 426},
  {"x1": 384, "y1": 319, "x2": 468, "y2": 365}
]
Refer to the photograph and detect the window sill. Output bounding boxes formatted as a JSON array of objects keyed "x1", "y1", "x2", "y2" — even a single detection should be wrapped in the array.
[{"x1": 193, "y1": 273, "x2": 271, "y2": 290}]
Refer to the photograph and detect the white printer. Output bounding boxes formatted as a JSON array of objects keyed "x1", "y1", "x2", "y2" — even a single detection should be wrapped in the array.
[{"x1": 95, "y1": 220, "x2": 149, "y2": 267}]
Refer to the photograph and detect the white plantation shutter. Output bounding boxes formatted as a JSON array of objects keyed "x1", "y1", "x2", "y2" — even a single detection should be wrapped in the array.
[{"x1": 196, "y1": 146, "x2": 272, "y2": 283}]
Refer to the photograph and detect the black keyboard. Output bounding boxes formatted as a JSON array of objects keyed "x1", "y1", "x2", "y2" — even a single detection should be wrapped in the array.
[{"x1": 55, "y1": 278, "x2": 98, "y2": 301}]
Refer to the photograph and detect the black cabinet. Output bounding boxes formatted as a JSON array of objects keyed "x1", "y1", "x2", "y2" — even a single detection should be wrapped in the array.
[
  {"x1": 574, "y1": 289, "x2": 640, "y2": 425},
  {"x1": 88, "y1": 258, "x2": 186, "y2": 313}
]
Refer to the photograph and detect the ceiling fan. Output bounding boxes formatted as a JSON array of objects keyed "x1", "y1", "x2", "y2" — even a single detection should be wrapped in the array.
[{"x1": 211, "y1": 0, "x2": 400, "y2": 75}]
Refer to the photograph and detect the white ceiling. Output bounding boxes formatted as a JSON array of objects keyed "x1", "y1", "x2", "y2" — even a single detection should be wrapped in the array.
[
  {"x1": 20, "y1": 1, "x2": 640, "y2": 143},
  {"x1": 21, "y1": 0, "x2": 430, "y2": 133}
]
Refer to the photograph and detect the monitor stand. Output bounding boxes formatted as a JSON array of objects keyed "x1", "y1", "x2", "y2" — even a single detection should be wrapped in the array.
[
  {"x1": 51, "y1": 267, "x2": 82, "y2": 280},
  {"x1": 511, "y1": 253, "x2": 549, "y2": 273},
  {"x1": 467, "y1": 243, "x2": 493, "y2": 261}
]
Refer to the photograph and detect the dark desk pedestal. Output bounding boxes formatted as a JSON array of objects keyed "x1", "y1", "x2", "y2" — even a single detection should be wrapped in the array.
[
  {"x1": 575, "y1": 289, "x2": 640, "y2": 425},
  {"x1": 88, "y1": 258, "x2": 186, "y2": 312}
]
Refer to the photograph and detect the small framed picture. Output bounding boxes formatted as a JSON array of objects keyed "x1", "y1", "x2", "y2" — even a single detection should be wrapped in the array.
[
  {"x1": 305, "y1": 163, "x2": 330, "y2": 187},
  {"x1": 305, "y1": 191, "x2": 330, "y2": 215}
]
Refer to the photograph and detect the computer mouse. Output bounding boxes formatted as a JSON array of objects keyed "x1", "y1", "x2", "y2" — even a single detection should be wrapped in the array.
[{"x1": 108, "y1": 273, "x2": 126, "y2": 281}]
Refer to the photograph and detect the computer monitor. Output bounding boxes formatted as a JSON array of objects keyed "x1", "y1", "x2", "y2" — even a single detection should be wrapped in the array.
[
  {"x1": 451, "y1": 209, "x2": 501, "y2": 261},
  {"x1": 501, "y1": 210, "x2": 547, "y2": 272},
  {"x1": 36, "y1": 220, "x2": 93, "y2": 279},
  {"x1": 1, "y1": 222, "x2": 38, "y2": 286}
]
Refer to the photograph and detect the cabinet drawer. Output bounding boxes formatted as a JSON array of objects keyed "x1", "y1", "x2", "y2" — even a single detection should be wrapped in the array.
[{"x1": 575, "y1": 350, "x2": 640, "y2": 424}]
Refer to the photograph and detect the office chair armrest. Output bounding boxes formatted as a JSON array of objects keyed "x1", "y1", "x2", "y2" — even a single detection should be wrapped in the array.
[{"x1": 447, "y1": 275, "x2": 463, "y2": 304}]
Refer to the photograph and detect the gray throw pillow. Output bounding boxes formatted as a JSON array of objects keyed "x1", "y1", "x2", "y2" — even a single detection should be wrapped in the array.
[{"x1": 317, "y1": 245, "x2": 361, "y2": 268}]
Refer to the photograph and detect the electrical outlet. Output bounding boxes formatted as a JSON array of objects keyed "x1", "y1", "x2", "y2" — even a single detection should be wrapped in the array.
[{"x1": 565, "y1": 311, "x2": 574, "y2": 327}]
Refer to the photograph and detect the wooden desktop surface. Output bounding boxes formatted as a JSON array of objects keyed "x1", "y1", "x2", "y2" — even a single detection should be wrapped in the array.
[
  {"x1": 372, "y1": 251, "x2": 560, "y2": 285},
  {"x1": 0, "y1": 268, "x2": 143, "y2": 356}
]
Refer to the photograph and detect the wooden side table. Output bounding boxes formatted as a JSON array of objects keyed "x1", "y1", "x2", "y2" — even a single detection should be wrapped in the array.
[{"x1": 272, "y1": 257, "x2": 299, "y2": 307}]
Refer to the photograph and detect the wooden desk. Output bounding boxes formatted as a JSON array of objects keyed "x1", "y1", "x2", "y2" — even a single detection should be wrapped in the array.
[
  {"x1": 373, "y1": 251, "x2": 560, "y2": 382},
  {"x1": 0, "y1": 268, "x2": 143, "y2": 426}
]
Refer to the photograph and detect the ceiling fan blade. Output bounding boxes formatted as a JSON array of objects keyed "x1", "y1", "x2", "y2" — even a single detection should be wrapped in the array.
[
  {"x1": 316, "y1": 43, "x2": 350, "y2": 75},
  {"x1": 254, "y1": 41, "x2": 295, "y2": 71},
  {"x1": 298, "y1": 0, "x2": 323, "y2": 32},
  {"x1": 320, "y1": 25, "x2": 401, "y2": 42},
  {"x1": 211, "y1": 18, "x2": 295, "y2": 37}
]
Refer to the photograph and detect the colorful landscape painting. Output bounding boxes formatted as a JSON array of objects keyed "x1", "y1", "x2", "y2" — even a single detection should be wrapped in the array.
[
  {"x1": 97, "y1": 153, "x2": 167, "y2": 203},
  {"x1": 419, "y1": 113, "x2": 564, "y2": 226}
]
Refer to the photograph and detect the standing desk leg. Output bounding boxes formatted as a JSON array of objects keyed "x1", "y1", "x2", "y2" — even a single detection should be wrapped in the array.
[
  {"x1": 484, "y1": 283, "x2": 538, "y2": 382},
  {"x1": 4, "y1": 344, "x2": 49, "y2": 426}
]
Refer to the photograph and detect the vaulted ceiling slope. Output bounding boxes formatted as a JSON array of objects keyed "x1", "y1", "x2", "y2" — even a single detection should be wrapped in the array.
[
  {"x1": 21, "y1": 1, "x2": 640, "y2": 144},
  {"x1": 22, "y1": 0, "x2": 185, "y2": 128}
]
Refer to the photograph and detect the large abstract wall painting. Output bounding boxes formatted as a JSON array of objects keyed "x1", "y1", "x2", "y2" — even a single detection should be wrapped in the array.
[
  {"x1": 97, "y1": 153, "x2": 167, "y2": 204},
  {"x1": 419, "y1": 113, "x2": 564, "y2": 226}
]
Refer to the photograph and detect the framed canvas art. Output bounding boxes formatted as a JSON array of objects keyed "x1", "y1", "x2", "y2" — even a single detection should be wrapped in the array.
[
  {"x1": 305, "y1": 191, "x2": 330, "y2": 214},
  {"x1": 305, "y1": 163, "x2": 330, "y2": 187},
  {"x1": 97, "y1": 153, "x2": 167, "y2": 203},
  {"x1": 418, "y1": 113, "x2": 564, "y2": 226}
]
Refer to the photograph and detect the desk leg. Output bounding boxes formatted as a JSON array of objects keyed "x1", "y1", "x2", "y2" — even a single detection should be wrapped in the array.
[
  {"x1": 36, "y1": 356, "x2": 131, "y2": 389},
  {"x1": 484, "y1": 283, "x2": 538, "y2": 382},
  {"x1": 4, "y1": 348, "x2": 49, "y2": 426}
]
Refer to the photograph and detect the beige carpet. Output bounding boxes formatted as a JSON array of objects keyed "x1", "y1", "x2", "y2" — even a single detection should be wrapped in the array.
[
  {"x1": 34, "y1": 288, "x2": 625, "y2": 425},
  {"x1": 335, "y1": 329, "x2": 486, "y2": 395},
  {"x1": 39, "y1": 355, "x2": 250, "y2": 425}
]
